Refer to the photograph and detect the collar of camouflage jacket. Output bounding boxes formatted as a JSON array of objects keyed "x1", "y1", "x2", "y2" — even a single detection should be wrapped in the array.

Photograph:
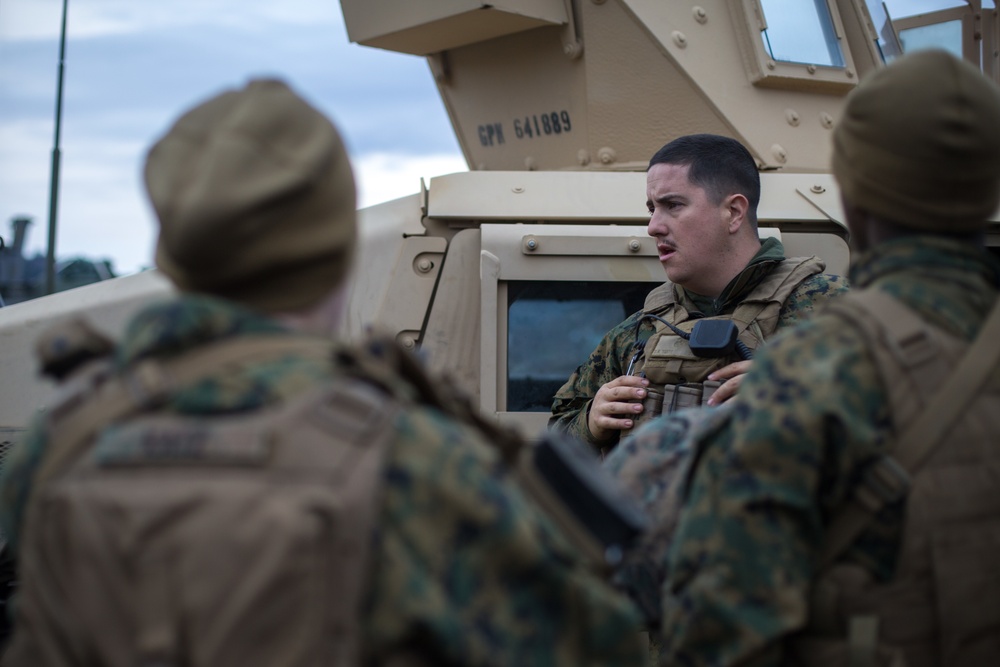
[
  {"x1": 850, "y1": 235, "x2": 1000, "y2": 291},
  {"x1": 106, "y1": 295, "x2": 330, "y2": 415},
  {"x1": 117, "y1": 295, "x2": 290, "y2": 369},
  {"x1": 680, "y1": 236, "x2": 786, "y2": 316},
  {"x1": 849, "y1": 235, "x2": 1000, "y2": 340}
]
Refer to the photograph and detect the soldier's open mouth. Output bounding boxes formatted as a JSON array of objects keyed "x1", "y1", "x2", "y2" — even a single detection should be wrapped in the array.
[{"x1": 658, "y1": 245, "x2": 676, "y2": 262}]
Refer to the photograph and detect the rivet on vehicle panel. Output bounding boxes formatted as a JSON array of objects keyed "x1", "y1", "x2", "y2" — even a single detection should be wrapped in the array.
[
  {"x1": 597, "y1": 147, "x2": 616, "y2": 164},
  {"x1": 628, "y1": 239, "x2": 642, "y2": 253},
  {"x1": 766, "y1": 59, "x2": 776, "y2": 70},
  {"x1": 771, "y1": 144, "x2": 787, "y2": 164},
  {"x1": 577, "y1": 149, "x2": 591, "y2": 166},
  {"x1": 400, "y1": 335, "x2": 416, "y2": 350},
  {"x1": 820, "y1": 112, "x2": 834, "y2": 129},
  {"x1": 525, "y1": 237, "x2": 539, "y2": 251},
  {"x1": 810, "y1": 185, "x2": 826, "y2": 194},
  {"x1": 785, "y1": 109, "x2": 800, "y2": 127},
  {"x1": 672, "y1": 31, "x2": 688, "y2": 48},
  {"x1": 846, "y1": 69, "x2": 855, "y2": 79},
  {"x1": 416, "y1": 258, "x2": 433, "y2": 273},
  {"x1": 693, "y1": 7, "x2": 708, "y2": 24},
  {"x1": 512, "y1": 186, "x2": 525, "y2": 194},
  {"x1": 807, "y1": 64, "x2": 817, "y2": 74}
]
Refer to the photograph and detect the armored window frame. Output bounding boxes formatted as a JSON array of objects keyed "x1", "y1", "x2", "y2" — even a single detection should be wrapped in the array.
[
  {"x1": 478, "y1": 223, "x2": 665, "y2": 436},
  {"x1": 731, "y1": 0, "x2": 862, "y2": 93}
]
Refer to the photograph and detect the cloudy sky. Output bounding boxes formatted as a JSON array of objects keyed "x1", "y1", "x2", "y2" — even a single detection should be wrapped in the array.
[{"x1": 0, "y1": 0, "x2": 466, "y2": 275}]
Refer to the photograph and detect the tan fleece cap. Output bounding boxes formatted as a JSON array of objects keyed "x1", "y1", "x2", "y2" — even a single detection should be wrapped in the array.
[
  {"x1": 833, "y1": 49, "x2": 1000, "y2": 232},
  {"x1": 145, "y1": 78, "x2": 356, "y2": 312}
]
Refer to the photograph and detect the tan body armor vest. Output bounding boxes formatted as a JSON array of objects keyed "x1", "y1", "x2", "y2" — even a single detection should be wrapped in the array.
[
  {"x1": 6, "y1": 339, "x2": 392, "y2": 667},
  {"x1": 629, "y1": 257, "x2": 824, "y2": 423},
  {"x1": 793, "y1": 291, "x2": 1000, "y2": 667}
]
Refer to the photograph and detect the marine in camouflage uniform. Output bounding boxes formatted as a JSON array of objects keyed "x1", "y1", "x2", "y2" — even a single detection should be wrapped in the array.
[
  {"x1": 0, "y1": 80, "x2": 645, "y2": 666},
  {"x1": 549, "y1": 239, "x2": 848, "y2": 451},
  {"x1": 549, "y1": 134, "x2": 847, "y2": 453},
  {"x1": 607, "y1": 50, "x2": 1000, "y2": 666}
]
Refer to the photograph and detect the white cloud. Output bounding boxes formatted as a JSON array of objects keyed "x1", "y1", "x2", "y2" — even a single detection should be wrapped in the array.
[{"x1": 354, "y1": 153, "x2": 468, "y2": 210}]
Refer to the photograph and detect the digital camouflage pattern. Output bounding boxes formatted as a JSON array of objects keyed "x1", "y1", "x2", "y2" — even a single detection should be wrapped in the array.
[
  {"x1": 0, "y1": 295, "x2": 646, "y2": 667},
  {"x1": 549, "y1": 237, "x2": 849, "y2": 450},
  {"x1": 606, "y1": 235, "x2": 1000, "y2": 667},
  {"x1": 602, "y1": 405, "x2": 731, "y2": 631}
]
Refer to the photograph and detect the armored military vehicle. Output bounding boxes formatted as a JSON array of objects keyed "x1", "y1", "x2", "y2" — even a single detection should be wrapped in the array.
[{"x1": 1, "y1": 0, "x2": 998, "y2": 454}]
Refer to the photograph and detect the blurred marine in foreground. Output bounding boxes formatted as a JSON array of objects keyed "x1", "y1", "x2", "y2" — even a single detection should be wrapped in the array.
[
  {"x1": 0, "y1": 79, "x2": 646, "y2": 666},
  {"x1": 609, "y1": 49, "x2": 1000, "y2": 666}
]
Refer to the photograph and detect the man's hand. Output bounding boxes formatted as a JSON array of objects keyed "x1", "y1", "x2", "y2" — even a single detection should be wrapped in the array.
[
  {"x1": 705, "y1": 360, "x2": 752, "y2": 405},
  {"x1": 587, "y1": 375, "x2": 650, "y2": 441}
]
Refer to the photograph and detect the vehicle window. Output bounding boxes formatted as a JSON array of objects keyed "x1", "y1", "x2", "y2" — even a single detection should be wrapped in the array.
[
  {"x1": 758, "y1": 0, "x2": 845, "y2": 67},
  {"x1": 506, "y1": 280, "x2": 658, "y2": 413},
  {"x1": 879, "y1": 0, "x2": 973, "y2": 61},
  {"x1": 897, "y1": 20, "x2": 963, "y2": 58}
]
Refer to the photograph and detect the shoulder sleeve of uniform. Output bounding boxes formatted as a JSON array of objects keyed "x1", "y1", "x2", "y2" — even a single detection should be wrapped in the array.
[
  {"x1": 549, "y1": 311, "x2": 646, "y2": 450},
  {"x1": 777, "y1": 273, "x2": 851, "y2": 329}
]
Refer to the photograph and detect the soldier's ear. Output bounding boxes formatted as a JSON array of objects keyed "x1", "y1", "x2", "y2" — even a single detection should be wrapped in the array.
[{"x1": 722, "y1": 193, "x2": 749, "y2": 234}]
